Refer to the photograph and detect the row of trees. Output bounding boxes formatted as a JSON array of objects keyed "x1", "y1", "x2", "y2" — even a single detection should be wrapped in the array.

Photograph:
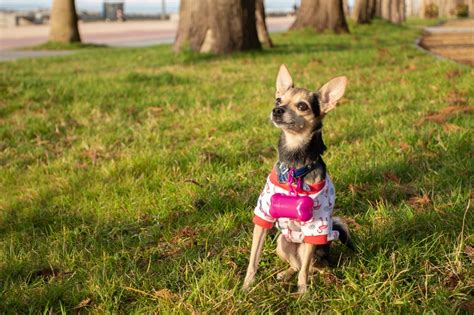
[
  {"x1": 173, "y1": 0, "x2": 409, "y2": 53},
  {"x1": 353, "y1": 0, "x2": 406, "y2": 24},
  {"x1": 48, "y1": 0, "x2": 469, "y2": 53}
]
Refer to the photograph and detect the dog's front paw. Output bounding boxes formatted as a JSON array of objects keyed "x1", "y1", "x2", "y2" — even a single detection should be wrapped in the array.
[
  {"x1": 297, "y1": 284, "x2": 308, "y2": 294},
  {"x1": 242, "y1": 277, "x2": 254, "y2": 291}
]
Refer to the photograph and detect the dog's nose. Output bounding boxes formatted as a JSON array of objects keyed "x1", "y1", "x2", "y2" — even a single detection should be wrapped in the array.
[{"x1": 272, "y1": 107, "x2": 285, "y2": 116}]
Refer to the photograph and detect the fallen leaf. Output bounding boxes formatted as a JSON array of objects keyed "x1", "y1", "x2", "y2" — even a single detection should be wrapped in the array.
[
  {"x1": 443, "y1": 272, "x2": 460, "y2": 289},
  {"x1": 377, "y1": 48, "x2": 389, "y2": 58},
  {"x1": 408, "y1": 194, "x2": 431, "y2": 208},
  {"x1": 76, "y1": 163, "x2": 88, "y2": 169},
  {"x1": 320, "y1": 272, "x2": 340, "y2": 285},
  {"x1": 464, "y1": 245, "x2": 474, "y2": 260},
  {"x1": 445, "y1": 69, "x2": 461, "y2": 79},
  {"x1": 443, "y1": 123, "x2": 463, "y2": 133},
  {"x1": 184, "y1": 179, "x2": 203, "y2": 187},
  {"x1": 399, "y1": 142, "x2": 410, "y2": 152},
  {"x1": 156, "y1": 242, "x2": 181, "y2": 259},
  {"x1": 439, "y1": 105, "x2": 472, "y2": 114},
  {"x1": 154, "y1": 288, "x2": 179, "y2": 301},
  {"x1": 200, "y1": 151, "x2": 221, "y2": 163},
  {"x1": 383, "y1": 171, "x2": 401, "y2": 184},
  {"x1": 32, "y1": 267, "x2": 63, "y2": 280},
  {"x1": 343, "y1": 217, "x2": 362, "y2": 231},
  {"x1": 348, "y1": 183, "x2": 358, "y2": 194},
  {"x1": 83, "y1": 149, "x2": 99, "y2": 165},
  {"x1": 74, "y1": 298, "x2": 91, "y2": 309},
  {"x1": 416, "y1": 105, "x2": 473, "y2": 126},
  {"x1": 147, "y1": 106, "x2": 163, "y2": 113},
  {"x1": 179, "y1": 226, "x2": 198, "y2": 238},
  {"x1": 348, "y1": 183, "x2": 370, "y2": 195},
  {"x1": 445, "y1": 92, "x2": 467, "y2": 106},
  {"x1": 420, "y1": 113, "x2": 447, "y2": 125},
  {"x1": 462, "y1": 300, "x2": 474, "y2": 312}
]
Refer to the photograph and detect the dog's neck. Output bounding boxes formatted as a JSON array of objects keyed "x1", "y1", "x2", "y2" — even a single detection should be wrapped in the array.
[{"x1": 277, "y1": 129, "x2": 327, "y2": 184}]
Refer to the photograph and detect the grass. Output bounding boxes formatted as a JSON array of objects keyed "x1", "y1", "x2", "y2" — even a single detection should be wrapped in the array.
[
  {"x1": 22, "y1": 41, "x2": 107, "y2": 51},
  {"x1": 0, "y1": 19, "x2": 473, "y2": 313}
]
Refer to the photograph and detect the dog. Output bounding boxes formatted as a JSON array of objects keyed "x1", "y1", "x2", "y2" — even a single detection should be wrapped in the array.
[{"x1": 243, "y1": 64, "x2": 353, "y2": 294}]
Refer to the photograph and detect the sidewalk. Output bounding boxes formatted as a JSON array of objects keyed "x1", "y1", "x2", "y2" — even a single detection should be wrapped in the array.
[
  {"x1": 0, "y1": 19, "x2": 179, "y2": 51},
  {"x1": 419, "y1": 19, "x2": 474, "y2": 66},
  {"x1": 0, "y1": 16, "x2": 294, "y2": 50},
  {"x1": 0, "y1": 16, "x2": 294, "y2": 61}
]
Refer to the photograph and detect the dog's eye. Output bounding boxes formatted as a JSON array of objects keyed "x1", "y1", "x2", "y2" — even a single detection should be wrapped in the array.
[
  {"x1": 275, "y1": 98, "x2": 281, "y2": 106},
  {"x1": 297, "y1": 102, "x2": 309, "y2": 111}
]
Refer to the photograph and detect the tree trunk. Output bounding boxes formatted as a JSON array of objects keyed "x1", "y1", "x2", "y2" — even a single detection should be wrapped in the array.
[
  {"x1": 442, "y1": 0, "x2": 465, "y2": 17},
  {"x1": 290, "y1": 0, "x2": 349, "y2": 33},
  {"x1": 406, "y1": 0, "x2": 414, "y2": 16},
  {"x1": 381, "y1": 0, "x2": 391, "y2": 19},
  {"x1": 49, "y1": 0, "x2": 81, "y2": 43},
  {"x1": 381, "y1": 0, "x2": 406, "y2": 23},
  {"x1": 343, "y1": 0, "x2": 350, "y2": 16},
  {"x1": 390, "y1": 0, "x2": 405, "y2": 23},
  {"x1": 353, "y1": 0, "x2": 369, "y2": 23},
  {"x1": 174, "y1": 0, "x2": 261, "y2": 54},
  {"x1": 367, "y1": 0, "x2": 377, "y2": 18},
  {"x1": 353, "y1": 0, "x2": 376, "y2": 23},
  {"x1": 375, "y1": 0, "x2": 383, "y2": 16},
  {"x1": 255, "y1": 0, "x2": 273, "y2": 48}
]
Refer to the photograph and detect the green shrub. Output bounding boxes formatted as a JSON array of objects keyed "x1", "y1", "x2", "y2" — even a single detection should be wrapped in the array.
[
  {"x1": 424, "y1": 3, "x2": 439, "y2": 18},
  {"x1": 453, "y1": 4, "x2": 469, "y2": 18}
]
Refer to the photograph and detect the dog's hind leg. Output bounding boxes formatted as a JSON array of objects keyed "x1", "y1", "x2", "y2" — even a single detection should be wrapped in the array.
[
  {"x1": 276, "y1": 234, "x2": 300, "y2": 280},
  {"x1": 309, "y1": 244, "x2": 331, "y2": 274}
]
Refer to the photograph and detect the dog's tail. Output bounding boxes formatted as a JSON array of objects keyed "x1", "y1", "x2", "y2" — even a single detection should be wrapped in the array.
[{"x1": 333, "y1": 217, "x2": 355, "y2": 251}]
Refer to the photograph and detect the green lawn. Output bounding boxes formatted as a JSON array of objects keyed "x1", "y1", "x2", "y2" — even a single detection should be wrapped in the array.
[{"x1": 1, "y1": 20, "x2": 473, "y2": 313}]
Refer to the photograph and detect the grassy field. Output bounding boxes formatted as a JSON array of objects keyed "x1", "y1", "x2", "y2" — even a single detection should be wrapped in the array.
[{"x1": 1, "y1": 19, "x2": 473, "y2": 313}]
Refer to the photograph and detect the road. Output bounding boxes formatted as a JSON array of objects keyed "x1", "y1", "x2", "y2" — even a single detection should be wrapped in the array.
[{"x1": 0, "y1": 16, "x2": 295, "y2": 51}]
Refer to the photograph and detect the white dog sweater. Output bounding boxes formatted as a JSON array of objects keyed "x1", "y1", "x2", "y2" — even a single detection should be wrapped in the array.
[{"x1": 253, "y1": 169, "x2": 340, "y2": 245}]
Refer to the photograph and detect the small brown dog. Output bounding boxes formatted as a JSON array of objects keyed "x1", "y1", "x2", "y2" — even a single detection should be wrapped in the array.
[{"x1": 243, "y1": 65, "x2": 353, "y2": 293}]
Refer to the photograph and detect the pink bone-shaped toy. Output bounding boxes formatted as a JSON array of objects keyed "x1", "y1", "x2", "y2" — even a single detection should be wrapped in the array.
[{"x1": 269, "y1": 170, "x2": 314, "y2": 222}]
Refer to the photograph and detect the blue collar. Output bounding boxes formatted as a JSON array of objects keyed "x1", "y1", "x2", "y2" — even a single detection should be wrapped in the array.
[{"x1": 276, "y1": 160, "x2": 320, "y2": 191}]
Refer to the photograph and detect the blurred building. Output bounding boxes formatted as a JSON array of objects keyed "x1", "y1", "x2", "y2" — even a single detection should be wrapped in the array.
[
  {"x1": 0, "y1": 10, "x2": 49, "y2": 27},
  {"x1": 103, "y1": 1, "x2": 125, "y2": 21}
]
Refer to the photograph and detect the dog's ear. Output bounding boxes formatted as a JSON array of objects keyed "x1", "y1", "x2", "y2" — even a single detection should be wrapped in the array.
[
  {"x1": 276, "y1": 64, "x2": 293, "y2": 97},
  {"x1": 318, "y1": 76, "x2": 347, "y2": 114}
]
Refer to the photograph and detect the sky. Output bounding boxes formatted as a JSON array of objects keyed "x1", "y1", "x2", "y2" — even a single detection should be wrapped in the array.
[{"x1": 0, "y1": 0, "x2": 353, "y2": 14}]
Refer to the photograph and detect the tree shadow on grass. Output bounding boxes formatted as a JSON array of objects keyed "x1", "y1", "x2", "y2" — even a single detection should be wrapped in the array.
[
  {"x1": 0, "y1": 165, "x2": 251, "y2": 312},
  {"x1": 330, "y1": 135, "x2": 471, "y2": 262},
  {"x1": 1, "y1": 126, "x2": 470, "y2": 312}
]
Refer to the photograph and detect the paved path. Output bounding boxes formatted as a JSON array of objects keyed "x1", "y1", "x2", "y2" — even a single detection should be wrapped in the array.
[
  {"x1": 0, "y1": 16, "x2": 294, "y2": 61},
  {"x1": 420, "y1": 19, "x2": 474, "y2": 66},
  {"x1": 0, "y1": 50, "x2": 75, "y2": 61}
]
